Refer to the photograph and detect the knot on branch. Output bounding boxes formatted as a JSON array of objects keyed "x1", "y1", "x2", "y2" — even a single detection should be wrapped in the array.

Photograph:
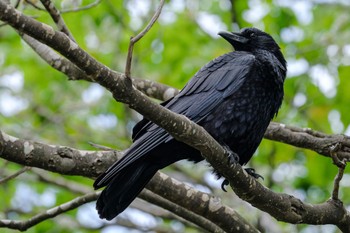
[
  {"x1": 57, "y1": 147, "x2": 74, "y2": 159},
  {"x1": 289, "y1": 195, "x2": 305, "y2": 223}
]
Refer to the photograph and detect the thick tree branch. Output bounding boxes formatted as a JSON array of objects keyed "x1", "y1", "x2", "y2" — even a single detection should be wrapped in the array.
[
  {"x1": 0, "y1": 130, "x2": 119, "y2": 177},
  {"x1": 40, "y1": 0, "x2": 76, "y2": 41},
  {"x1": 132, "y1": 77, "x2": 179, "y2": 100},
  {"x1": 140, "y1": 189, "x2": 225, "y2": 233},
  {"x1": 265, "y1": 122, "x2": 350, "y2": 161},
  {"x1": 147, "y1": 173, "x2": 260, "y2": 233}
]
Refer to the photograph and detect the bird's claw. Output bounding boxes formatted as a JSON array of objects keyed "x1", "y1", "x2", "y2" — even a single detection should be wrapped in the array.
[
  {"x1": 219, "y1": 145, "x2": 238, "y2": 192},
  {"x1": 245, "y1": 168, "x2": 264, "y2": 180},
  {"x1": 221, "y1": 179, "x2": 229, "y2": 192},
  {"x1": 222, "y1": 144, "x2": 239, "y2": 165},
  {"x1": 227, "y1": 152, "x2": 239, "y2": 165}
]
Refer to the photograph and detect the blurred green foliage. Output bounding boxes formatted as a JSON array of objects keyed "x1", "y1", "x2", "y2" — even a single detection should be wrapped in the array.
[{"x1": 0, "y1": 0, "x2": 350, "y2": 232}]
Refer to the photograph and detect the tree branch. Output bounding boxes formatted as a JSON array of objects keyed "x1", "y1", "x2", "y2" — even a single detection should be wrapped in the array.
[
  {"x1": 32, "y1": 167, "x2": 214, "y2": 231},
  {"x1": 60, "y1": 0, "x2": 102, "y2": 13},
  {"x1": 265, "y1": 122, "x2": 350, "y2": 161},
  {"x1": 0, "y1": 166, "x2": 31, "y2": 184},
  {"x1": 40, "y1": 0, "x2": 76, "y2": 41},
  {"x1": 0, "y1": 130, "x2": 120, "y2": 177},
  {"x1": 0, "y1": 191, "x2": 100, "y2": 231},
  {"x1": 147, "y1": 173, "x2": 260, "y2": 233},
  {"x1": 329, "y1": 143, "x2": 347, "y2": 201},
  {"x1": 140, "y1": 189, "x2": 226, "y2": 233},
  {"x1": 32, "y1": 166, "x2": 216, "y2": 231},
  {"x1": 32, "y1": 168, "x2": 91, "y2": 194},
  {"x1": 124, "y1": 0, "x2": 165, "y2": 79}
]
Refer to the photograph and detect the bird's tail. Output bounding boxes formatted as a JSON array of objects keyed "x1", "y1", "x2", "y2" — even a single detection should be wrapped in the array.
[{"x1": 95, "y1": 161, "x2": 158, "y2": 220}]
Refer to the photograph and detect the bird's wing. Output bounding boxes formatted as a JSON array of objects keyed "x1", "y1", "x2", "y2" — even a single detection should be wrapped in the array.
[
  {"x1": 94, "y1": 52, "x2": 256, "y2": 188},
  {"x1": 133, "y1": 52, "x2": 256, "y2": 137},
  {"x1": 175, "y1": 52, "x2": 256, "y2": 120},
  {"x1": 131, "y1": 97, "x2": 174, "y2": 141}
]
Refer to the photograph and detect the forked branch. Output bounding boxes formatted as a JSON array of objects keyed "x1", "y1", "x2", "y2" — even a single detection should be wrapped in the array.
[{"x1": 124, "y1": 0, "x2": 165, "y2": 79}]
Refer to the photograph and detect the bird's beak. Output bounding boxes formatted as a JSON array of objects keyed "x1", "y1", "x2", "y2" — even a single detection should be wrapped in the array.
[{"x1": 218, "y1": 31, "x2": 249, "y2": 44}]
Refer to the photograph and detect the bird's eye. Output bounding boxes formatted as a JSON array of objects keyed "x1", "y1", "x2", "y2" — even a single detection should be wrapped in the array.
[{"x1": 250, "y1": 32, "x2": 256, "y2": 38}]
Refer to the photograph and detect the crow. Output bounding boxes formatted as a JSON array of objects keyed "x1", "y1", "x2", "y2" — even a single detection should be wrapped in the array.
[{"x1": 94, "y1": 27, "x2": 287, "y2": 220}]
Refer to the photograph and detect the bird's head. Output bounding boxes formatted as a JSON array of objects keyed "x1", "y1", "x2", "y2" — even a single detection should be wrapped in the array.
[{"x1": 219, "y1": 28, "x2": 286, "y2": 68}]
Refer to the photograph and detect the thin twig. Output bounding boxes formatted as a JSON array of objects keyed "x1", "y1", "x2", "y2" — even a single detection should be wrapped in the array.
[
  {"x1": 0, "y1": 191, "x2": 100, "y2": 231},
  {"x1": 88, "y1": 142, "x2": 116, "y2": 151},
  {"x1": 332, "y1": 167, "x2": 345, "y2": 201},
  {"x1": 61, "y1": 0, "x2": 102, "y2": 13},
  {"x1": 24, "y1": 0, "x2": 45, "y2": 11},
  {"x1": 14, "y1": 0, "x2": 21, "y2": 8},
  {"x1": 330, "y1": 143, "x2": 345, "y2": 167},
  {"x1": 330, "y1": 143, "x2": 346, "y2": 200},
  {"x1": 0, "y1": 167, "x2": 31, "y2": 184},
  {"x1": 32, "y1": 168, "x2": 91, "y2": 194},
  {"x1": 39, "y1": 0, "x2": 76, "y2": 41},
  {"x1": 124, "y1": 0, "x2": 165, "y2": 79}
]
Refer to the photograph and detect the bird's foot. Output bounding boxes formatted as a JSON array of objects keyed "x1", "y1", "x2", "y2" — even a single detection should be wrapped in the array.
[
  {"x1": 221, "y1": 179, "x2": 229, "y2": 192},
  {"x1": 220, "y1": 144, "x2": 239, "y2": 192},
  {"x1": 221, "y1": 168, "x2": 264, "y2": 192},
  {"x1": 222, "y1": 144, "x2": 239, "y2": 165},
  {"x1": 245, "y1": 168, "x2": 264, "y2": 180}
]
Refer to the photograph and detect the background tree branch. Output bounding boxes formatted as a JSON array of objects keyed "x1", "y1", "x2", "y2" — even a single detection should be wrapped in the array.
[{"x1": 0, "y1": 191, "x2": 100, "y2": 231}]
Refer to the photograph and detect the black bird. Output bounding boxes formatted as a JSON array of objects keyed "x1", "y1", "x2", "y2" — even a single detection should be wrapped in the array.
[{"x1": 94, "y1": 27, "x2": 287, "y2": 220}]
